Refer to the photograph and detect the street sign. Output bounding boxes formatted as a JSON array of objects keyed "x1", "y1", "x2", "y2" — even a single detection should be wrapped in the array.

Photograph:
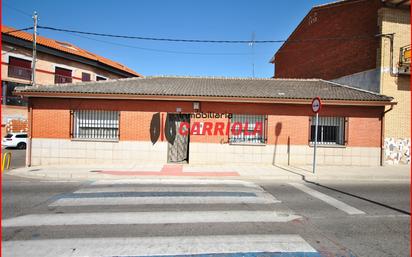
[
  {"x1": 311, "y1": 97, "x2": 322, "y2": 113},
  {"x1": 311, "y1": 97, "x2": 321, "y2": 174}
]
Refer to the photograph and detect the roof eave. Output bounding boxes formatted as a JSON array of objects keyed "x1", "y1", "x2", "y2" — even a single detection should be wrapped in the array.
[{"x1": 15, "y1": 91, "x2": 395, "y2": 106}]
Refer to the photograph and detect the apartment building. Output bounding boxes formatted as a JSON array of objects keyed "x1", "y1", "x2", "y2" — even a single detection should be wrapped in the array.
[
  {"x1": 2, "y1": 25, "x2": 141, "y2": 135},
  {"x1": 270, "y1": 0, "x2": 410, "y2": 164}
]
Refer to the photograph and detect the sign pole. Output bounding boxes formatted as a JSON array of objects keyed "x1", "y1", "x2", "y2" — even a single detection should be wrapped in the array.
[
  {"x1": 313, "y1": 112, "x2": 319, "y2": 174},
  {"x1": 311, "y1": 97, "x2": 321, "y2": 174}
]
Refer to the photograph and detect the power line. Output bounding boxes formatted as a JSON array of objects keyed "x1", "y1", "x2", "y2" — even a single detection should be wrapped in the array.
[
  {"x1": 37, "y1": 25, "x2": 376, "y2": 44},
  {"x1": 3, "y1": 3, "x2": 32, "y2": 18},
  {"x1": 3, "y1": 27, "x2": 34, "y2": 34},
  {"x1": 38, "y1": 26, "x2": 283, "y2": 43},
  {"x1": 67, "y1": 32, "x2": 253, "y2": 56}
]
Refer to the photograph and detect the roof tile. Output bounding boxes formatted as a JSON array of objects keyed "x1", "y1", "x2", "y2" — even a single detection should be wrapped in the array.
[
  {"x1": 2, "y1": 25, "x2": 141, "y2": 77},
  {"x1": 16, "y1": 76, "x2": 393, "y2": 102}
]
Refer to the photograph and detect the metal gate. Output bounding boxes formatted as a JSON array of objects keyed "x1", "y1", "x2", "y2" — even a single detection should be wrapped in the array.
[{"x1": 167, "y1": 114, "x2": 190, "y2": 163}]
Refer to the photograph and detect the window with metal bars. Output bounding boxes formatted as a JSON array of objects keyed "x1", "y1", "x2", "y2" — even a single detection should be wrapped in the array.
[
  {"x1": 71, "y1": 110, "x2": 119, "y2": 140},
  {"x1": 310, "y1": 116, "x2": 345, "y2": 145},
  {"x1": 229, "y1": 114, "x2": 267, "y2": 144},
  {"x1": 8, "y1": 57, "x2": 32, "y2": 80}
]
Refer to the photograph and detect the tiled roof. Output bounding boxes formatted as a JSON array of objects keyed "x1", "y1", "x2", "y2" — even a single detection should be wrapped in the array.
[
  {"x1": 16, "y1": 76, "x2": 393, "y2": 102},
  {"x1": 2, "y1": 25, "x2": 141, "y2": 77}
]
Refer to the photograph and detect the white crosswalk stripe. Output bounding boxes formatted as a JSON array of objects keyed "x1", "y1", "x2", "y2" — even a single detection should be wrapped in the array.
[
  {"x1": 3, "y1": 211, "x2": 301, "y2": 227},
  {"x1": 3, "y1": 235, "x2": 318, "y2": 257},
  {"x1": 3, "y1": 179, "x2": 321, "y2": 257},
  {"x1": 289, "y1": 182, "x2": 365, "y2": 215}
]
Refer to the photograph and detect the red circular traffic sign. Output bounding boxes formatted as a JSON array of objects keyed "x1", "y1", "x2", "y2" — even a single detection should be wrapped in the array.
[{"x1": 311, "y1": 97, "x2": 322, "y2": 113}]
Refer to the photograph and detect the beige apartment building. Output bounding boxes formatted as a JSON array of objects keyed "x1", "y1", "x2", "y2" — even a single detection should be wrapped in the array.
[
  {"x1": 271, "y1": 0, "x2": 410, "y2": 164},
  {"x1": 2, "y1": 25, "x2": 141, "y2": 135},
  {"x1": 378, "y1": 6, "x2": 410, "y2": 164}
]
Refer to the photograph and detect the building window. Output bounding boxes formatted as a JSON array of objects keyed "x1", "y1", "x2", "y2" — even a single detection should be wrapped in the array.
[
  {"x1": 82, "y1": 72, "x2": 91, "y2": 82},
  {"x1": 310, "y1": 116, "x2": 345, "y2": 145},
  {"x1": 1, "y1": 81, "x2": 29, "y2": 106},
  {"x1": 229, "y1": 114, "x2": 267, "y2": 144},
  {"x1": 55, "y1": 67, "x2": 72, "y2": 84},
  {"x1": 8, "y1": 57, "x2": 32, "y2": 80},
  {"x1": 71, "y1": 110, "x2": 119, "y2": 140},
  {"x1": 96, "y1": 75, "x2": 107, "y2": 81}
]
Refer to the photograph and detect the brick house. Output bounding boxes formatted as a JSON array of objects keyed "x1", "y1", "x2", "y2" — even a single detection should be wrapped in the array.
[
  {"x1": 270, "y1": 0, "x2": 410, "y2": 164},
  {"x1": 2, "y1": 25, "x2": 141, "y2": 135},
  {"x1": 16, "y1": 76, "x2": 394, "y2": 167}
]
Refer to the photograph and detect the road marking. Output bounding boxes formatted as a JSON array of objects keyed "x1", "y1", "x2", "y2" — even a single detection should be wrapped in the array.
[
  {"x1": 49, "y1": 194, "x2": 279, "y2": 206},
  {"x1": 3, "y1": 210, "x2": 301, "y2": 227},
  {"x1": 289, "y1": 183, "x2": 365, "y2": 215},
  {"x1": 2, "y1": 235, "x2": 319, "y2": 257},
  {"x1": 91, "y1": 179, "x2": 259, "y2": 187},
  {"x1": 75, "y1": 185, "x2": 264, "y2": 193},
  {"x1": 57, "y1": 191, "x2": 258, "y2": 198}
]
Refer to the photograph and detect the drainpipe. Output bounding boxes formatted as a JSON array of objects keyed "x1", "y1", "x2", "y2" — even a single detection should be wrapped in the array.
[
  {"x1": 380, "y1": 104, "x2": 394, "y2": 166},
  {"x1": 26, "y1": 100, "x2": 33, "y2": 167},
  {"x1": 376, "y1": 33, "x2": 396, "y2": 77}
]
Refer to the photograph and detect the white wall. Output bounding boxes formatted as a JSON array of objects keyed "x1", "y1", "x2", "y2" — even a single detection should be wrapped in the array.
[{"x1": 31, "y1": 139, "x2": 381, "y2": 166}]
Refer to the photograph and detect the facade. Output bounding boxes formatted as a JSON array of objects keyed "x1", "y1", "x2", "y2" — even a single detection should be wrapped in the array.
[
  {"x1": 1, "y1": 25, "x2": 141, "y2": 135},
  {"x1": 270, "y1": 0, "x2": 410, "y2": 164},
  {"x1": 16, "y1": 76, "x2": 394, "y2": 167}
]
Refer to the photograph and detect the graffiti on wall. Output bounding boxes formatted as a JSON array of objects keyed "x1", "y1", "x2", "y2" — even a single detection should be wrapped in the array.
[{"x1": 384, "y1": 138, "x2": 410, "y2": 165}]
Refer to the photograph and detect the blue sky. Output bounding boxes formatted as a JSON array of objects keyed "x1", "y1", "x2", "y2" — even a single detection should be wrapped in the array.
[{"x1": 3, "y1": 0, "x2": 331, "y2": 78}]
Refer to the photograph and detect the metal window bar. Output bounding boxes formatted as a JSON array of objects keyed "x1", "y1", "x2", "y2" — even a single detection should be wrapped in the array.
[
  {"x1": 399, "y1": 44, "x2": 411, "y2": 66},
  {"x1": 229, "y1": 114, "x2": 266, "y2": 144},
  {"x1": 310, "y1": 116, "x2": 345, "y2": 145},
  {"x1": 72, "y1": 110, "x2": 119, "y2": 140}
]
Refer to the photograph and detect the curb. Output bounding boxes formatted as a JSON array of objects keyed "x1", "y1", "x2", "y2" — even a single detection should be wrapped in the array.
[{"x1": 6, "y1": 169, "x2": 409, "y2": 183}]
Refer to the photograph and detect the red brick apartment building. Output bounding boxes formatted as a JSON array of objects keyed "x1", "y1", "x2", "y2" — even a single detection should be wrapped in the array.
[
  {"x1": 2, "y1": 25, "x2": 141, "y2": 135},
  {"x1": 16, "y1": 76, "x2": 394, "y2": 167},
  {"x1": 270, "y1": 0, "x2": 410, "y2": 164}
]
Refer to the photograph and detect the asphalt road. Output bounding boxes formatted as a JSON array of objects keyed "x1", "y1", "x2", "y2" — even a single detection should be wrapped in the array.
[{"x1": 1, "y1": 174, "x2": 410, "y2": 257}]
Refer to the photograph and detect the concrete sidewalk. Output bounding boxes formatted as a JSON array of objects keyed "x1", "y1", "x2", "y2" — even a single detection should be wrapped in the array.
[{"x1": 5, "y1": 163, "x2": 410, "y2": 182}]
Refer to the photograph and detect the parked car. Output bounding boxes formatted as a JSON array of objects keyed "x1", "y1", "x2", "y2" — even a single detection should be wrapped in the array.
[{"x1": 2, "y1": 133, "x2": 28, "y2": 149}]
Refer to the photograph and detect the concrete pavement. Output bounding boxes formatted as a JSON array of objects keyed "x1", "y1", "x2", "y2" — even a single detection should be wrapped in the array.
[{"x1": 6, "y1": 162, "x2": 411, "y2": 182}]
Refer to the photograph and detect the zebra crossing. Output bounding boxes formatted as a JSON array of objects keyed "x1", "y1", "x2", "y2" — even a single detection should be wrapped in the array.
[{"x1": 3, "y1": 179, "x2": 322, "y2": 257}]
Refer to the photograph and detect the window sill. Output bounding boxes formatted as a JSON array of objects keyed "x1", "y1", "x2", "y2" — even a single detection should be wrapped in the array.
[
  {"x1": 71, "y1": 138, "x2": 119, "y2": 143},
  {"x1": 308, "y1": 143, "x2": 346, "y2": 148},
  {"x1": 229, "y1": 142, "x2": 267, "y2": 146}
]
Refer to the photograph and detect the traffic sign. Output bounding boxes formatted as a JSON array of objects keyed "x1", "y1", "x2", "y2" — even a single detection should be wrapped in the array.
[{"x1": 311, "y1": 97, "x2": 322, "y2": 113}]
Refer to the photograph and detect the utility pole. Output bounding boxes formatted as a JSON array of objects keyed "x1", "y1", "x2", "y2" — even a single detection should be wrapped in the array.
[
  {"x1": 27, "y1": 11, "x2": 37, "y2": 168},
  {"x1": 31, "y1": 11, "x2": 38, "y2": 86}
]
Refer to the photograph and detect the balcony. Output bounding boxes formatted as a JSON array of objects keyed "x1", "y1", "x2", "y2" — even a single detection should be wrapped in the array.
[
  {"x1": 398, "y1": 45, "x2": 410, "y2": 75},
  {"x1": 54, "y1": 74, "x2": 73, "y2": 84},
  {"x1": 8, "y1": 65, "x2": 32, "y2": 81}
]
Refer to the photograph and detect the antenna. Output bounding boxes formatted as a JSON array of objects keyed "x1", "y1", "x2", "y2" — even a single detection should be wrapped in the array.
[{"x1": 249, "y1": 32, "x2": 256, "y2": 78}]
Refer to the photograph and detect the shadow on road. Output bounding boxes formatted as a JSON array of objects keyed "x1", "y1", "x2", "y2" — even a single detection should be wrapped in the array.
[{"x1": 275, "y1": 165, "x2": 411, "y2": 216}]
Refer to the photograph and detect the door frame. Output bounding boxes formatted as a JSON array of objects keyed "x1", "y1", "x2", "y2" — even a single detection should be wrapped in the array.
[{"x1": 166, "y1": 113, "x2": 191, "y2": 163}]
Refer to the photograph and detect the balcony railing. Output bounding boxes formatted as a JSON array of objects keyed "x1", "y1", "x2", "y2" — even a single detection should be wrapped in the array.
[
  {"x1": 398, "y1": 45, "x2": 410, "y2": 75},
  {"x1": 54, "y1": 74, "x2": 73, "y2": 84},
  {"x1": 8, "y1": 65, "x2": 32, "y2": 81}
]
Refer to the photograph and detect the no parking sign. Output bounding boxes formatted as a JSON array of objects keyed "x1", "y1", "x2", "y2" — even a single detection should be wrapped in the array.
[{"x1": 311, "y1": 97, "x2": 322, "y2": 113}]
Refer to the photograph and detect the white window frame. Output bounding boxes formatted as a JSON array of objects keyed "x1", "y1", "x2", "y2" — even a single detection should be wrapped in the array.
[
  {"x1": 71, "y1": 110, "x2": 120, "y2": 141},
  {"x1": 229, "y1": 114, "x2": 267, "y2": 145},
  {"x1": 310, "y1": 116, "x2": 345, "y2": 145}
]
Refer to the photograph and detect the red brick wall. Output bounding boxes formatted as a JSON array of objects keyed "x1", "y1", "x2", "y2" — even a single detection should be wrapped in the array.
[
  {"x1": 347, "y1": 117, "x2": 381, "y2": 147},
  {"x1": 32, "y1": 109, "x2": 70, "y2": 138},
  {"x1": 273, "y1": 0, "x2": 382, "y2": 79},
  {"x1": 30, "y1": 98, "x2": 384, "y2": 147}
]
